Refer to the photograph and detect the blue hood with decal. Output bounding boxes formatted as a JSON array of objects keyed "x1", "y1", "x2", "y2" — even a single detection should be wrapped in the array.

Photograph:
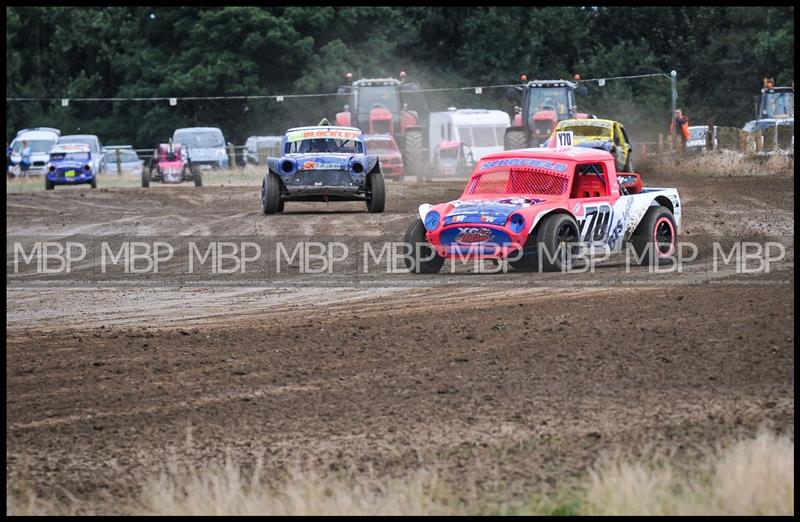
[
  {"x1": 443, "y1": 197, "x2": 544, "y2": 226},
  {"x1": 267, "y1": 153, "x2": 379, "y2": 176}
]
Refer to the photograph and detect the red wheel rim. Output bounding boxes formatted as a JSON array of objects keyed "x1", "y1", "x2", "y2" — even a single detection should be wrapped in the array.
[{"x1": 653, "y1": 216, "x2": 675, "y2": 257}]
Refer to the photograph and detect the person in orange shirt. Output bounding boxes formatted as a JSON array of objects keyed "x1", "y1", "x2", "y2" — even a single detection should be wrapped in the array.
[{"x1": 669, "y1": 109, "x2": 690, "y2": 154}]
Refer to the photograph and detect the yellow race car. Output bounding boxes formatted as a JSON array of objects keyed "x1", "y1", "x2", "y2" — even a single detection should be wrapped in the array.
[{"x1": 546, "y1": 118, "x2": 634, "y2": 172}]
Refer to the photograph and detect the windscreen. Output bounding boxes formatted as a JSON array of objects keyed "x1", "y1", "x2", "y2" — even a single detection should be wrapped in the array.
[
  {"x1": 175, "y1": 131, "x2": 224, "y2": 148},
  {"x1": 58, "y1": 137, "x2": 98, "y2": 152},
  {"x1": 463, "y1": 162, "x2": 571, "y2": 197},
  {"x1": 11, "y1": 139, "x2": 56, "y2": 153},
  {"x1": 286, "y1": 138, "x2": 364, "y2": 154},
  {"x1": 50, "y1": 151, "x2": 90, "y2": 162}
]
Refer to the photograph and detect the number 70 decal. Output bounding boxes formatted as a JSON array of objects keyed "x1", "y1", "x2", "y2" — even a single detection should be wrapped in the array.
[{"x1": 578, "y1": 204, "x2": 613, "y2": 242}]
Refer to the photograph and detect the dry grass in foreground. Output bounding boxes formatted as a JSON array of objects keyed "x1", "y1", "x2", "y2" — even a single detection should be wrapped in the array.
[{"x1": 7, "y1": 430, "x2": 793, "y2": 515}]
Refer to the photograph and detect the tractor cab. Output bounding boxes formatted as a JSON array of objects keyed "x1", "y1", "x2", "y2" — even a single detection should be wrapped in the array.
[
  {"x1": 335, "y1": 72, "x2": 430, "y2": 177},
  {"x1": 756, "y1": 85, "x2": 794, "y2": 120},
  {"x1": 505, "y1": 76, "x2": 591, "y2": 149}
]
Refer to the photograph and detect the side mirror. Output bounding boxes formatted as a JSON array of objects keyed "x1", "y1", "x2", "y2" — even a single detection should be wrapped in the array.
[{"x1": 576, "y1": 85, "x2": 589, "y2": 97}]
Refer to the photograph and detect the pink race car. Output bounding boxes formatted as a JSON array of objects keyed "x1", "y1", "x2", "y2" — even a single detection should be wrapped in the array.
[
  {"x1": 142, "y1": 142, "x2": 202, "y2": 187},
  {"x1": 404, "y1": 147, "x2": 681, "y2": 273}
]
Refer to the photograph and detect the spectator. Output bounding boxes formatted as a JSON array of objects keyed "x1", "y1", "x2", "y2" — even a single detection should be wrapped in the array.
[
  {"x1": 7, "y1": 141, "x2": 13, "y2": 178},
  {"x1": 669, "y1": 109, "x2": 690, "y2": 154},
  {"x1": 19, "y1": 140, "x2": 32, "y2": 177}
]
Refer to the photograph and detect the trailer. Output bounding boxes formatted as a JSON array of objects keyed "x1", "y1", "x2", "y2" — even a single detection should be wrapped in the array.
[{"x1": 428, "y1": 108, "x2": 511, "y2": 165}]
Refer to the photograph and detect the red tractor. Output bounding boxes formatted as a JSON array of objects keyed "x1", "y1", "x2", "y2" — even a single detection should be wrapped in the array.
[
  {"x1": 335, "y1": 71, "x2": 429, "y2": 178},
  {"x1": 504, "y1": 75, "x2": 592, "y2": 150}
]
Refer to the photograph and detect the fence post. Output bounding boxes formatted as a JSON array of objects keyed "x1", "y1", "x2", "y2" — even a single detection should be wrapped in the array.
[
  {"x1": 116, "y1": 148, "x2": 122, "y2": 176},
  {"x1": 706, "y1": 123, "x2": 714, "y2": 152},
  {"x1": 227, "y1": 143, "x2": 236, "y2": 170}
]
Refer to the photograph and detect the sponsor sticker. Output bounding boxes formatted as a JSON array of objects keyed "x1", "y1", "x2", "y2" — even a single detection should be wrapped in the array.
[
  {"x1": 286, "y1": 128, "x2": 362, "y2": 142},
  {"x1": 455, "y1": 227, "x2": 493, "y2": 244},
  {"x1": 480, "y1": 158, "x2": 568, "y2": 172}
]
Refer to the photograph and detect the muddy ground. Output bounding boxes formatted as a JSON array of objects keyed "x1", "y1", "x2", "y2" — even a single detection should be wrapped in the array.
[{"x1": 5, "y1": 164, "x2": 795, "y2": 512}]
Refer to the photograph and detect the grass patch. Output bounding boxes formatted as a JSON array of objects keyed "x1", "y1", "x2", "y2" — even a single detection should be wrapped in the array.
[{"x1": 5, "y1": 167, "x2": 266, "y2": 193}]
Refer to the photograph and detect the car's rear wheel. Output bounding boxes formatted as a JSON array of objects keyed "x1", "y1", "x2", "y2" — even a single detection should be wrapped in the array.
[
  {"x1": 141, "y1": 170, "x2": 150, "y2": 188},
  {"x1": 630, "y1": 206, "x2": 677, "y2": 266},
  {"x1": 194, "y1": 169, "x2": 203, "y2": 187},
  {"x1": 90, "y1": 177, "x2": 97, "y2": 189},
  {"x1": 404, "y1": 218, "x2": 444, "y2": 274},
  {"x1": 366, "y1": 171, "x2": 385, "y2": 213},
  {"x1": 261, "y1": 172, "x2": 282, "y2": 214}
]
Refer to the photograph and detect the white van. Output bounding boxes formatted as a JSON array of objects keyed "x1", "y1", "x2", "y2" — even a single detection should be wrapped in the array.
[
  {"x1": 428, "y1": 108, "x2": 511, "y2": 163},
  {"x1": 9, "y1": 128, "x2": 61, "y2": 175},
  {"x1": 172, "y1": 127, "x2": 229, "y2": 169}
]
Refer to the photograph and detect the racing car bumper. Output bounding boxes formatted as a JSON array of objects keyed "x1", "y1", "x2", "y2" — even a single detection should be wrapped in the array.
[
  {"x1": 427, "y1": 224, "x2": 526, "y2": 260},
  {"x1": 48, "y1": 171, "x2": 95, "y2": 185}
]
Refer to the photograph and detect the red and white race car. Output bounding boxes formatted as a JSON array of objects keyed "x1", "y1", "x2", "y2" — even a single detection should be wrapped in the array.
[{"x1": 404, "y1": 147, "x2": 681, "y2": 273}]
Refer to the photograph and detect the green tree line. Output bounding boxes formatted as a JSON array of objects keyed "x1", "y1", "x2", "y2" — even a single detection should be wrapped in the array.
[{"x1": 5, "y1": 6, "x2": 794, "y2": 147}]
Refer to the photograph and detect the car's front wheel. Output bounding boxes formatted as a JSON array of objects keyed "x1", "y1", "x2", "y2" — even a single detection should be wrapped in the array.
[
  {"x1": 366, "y1": 171, "x2": 385, "y2": 213},
  {"x1": 261, "y1": 172, "x2": 282, "y2": 214},
  {"x1": 45, "y1": 177, "x2": 54, "y2": 190},
  {"x1": 510, "y1": 213, "x2": 580, "y2": 272},
  {"x1": 403, "y1": 218, "x2": 444, "y2": 274},
  {"x1": 90, "y1": 176, "x2": 97, "y2": 189}
]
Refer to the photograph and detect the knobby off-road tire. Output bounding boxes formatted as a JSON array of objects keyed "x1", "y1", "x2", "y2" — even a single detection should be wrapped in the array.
[
  {"x1": 366, "y1": 171, "x2": 385, "y2": 213},
  {"x1": 403, "y1": 129, "x2": 426, "y2": 181},
  {"x1": 141, "y1": 170, "x2": 150, "y2": 188},
  {"x1": 630, "y1": 206, "x2": 677, "y2": 266},
  {"x1": 194, "y1": 169, "x2": 203, "y2": 187},
  {"x1": 404, "y1": 218, "x2": 445, "y2": 274},
  {"x1": 261, "y1": 172, "x2": 282, "y2": 214},
  {"x1": 90, "y1": 177, "x2": 97, "y2": 189},
  {"x1": 45, "y1": 177, "x2": 54, "y2": 190},
  {"x1": 510, "y1": 213, "x2": 580, "y2": 272},
  {"x1": 504, "y1": 129, "x2": 528, "y2": 151}
]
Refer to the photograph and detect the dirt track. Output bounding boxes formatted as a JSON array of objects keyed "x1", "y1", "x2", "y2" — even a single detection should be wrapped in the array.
[{"x1": 5, "y1": 167, "x2": 795, "y2": 511}]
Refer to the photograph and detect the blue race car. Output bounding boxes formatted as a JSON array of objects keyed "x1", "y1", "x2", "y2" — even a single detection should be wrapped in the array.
[
  {"x1": 45, "y1": 144, "x2": 97, "y2": 190},
  {"x1": 261, "y1": 124, "x2": 384, "y2": 213}
]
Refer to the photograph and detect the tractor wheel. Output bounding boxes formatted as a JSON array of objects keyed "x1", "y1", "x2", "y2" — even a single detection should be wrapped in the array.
[
  {"x1": 403, "y1": 129, "x2": 426, "y2": 181},
  {"x1": 45, "y1": 177, "x2": 54, "y2": 190},
  {"x1": 261, "y1": 172, "x2": 282, "y2": 214},
  {"x1": 90, "y1": 177, "x2": 97, "y2": 189},
  {"x1": 141, "y1": 170, "x2": 150, "y2": 188},
  {"x1": 630, "y1": 206, "x2": 677, "y2": 266},
  {"x1": 194, "y1": 169, "x2": 203, "y2": 187},
  {"x1": 366, "y1": 170, "x2": 385, "y2": 213},
  {"x1": 403, "y1": 218, "x2": 444, "y2": 274},
  {"x1": 504, "y1": 129, "x2": 528, "y2": 151}
]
